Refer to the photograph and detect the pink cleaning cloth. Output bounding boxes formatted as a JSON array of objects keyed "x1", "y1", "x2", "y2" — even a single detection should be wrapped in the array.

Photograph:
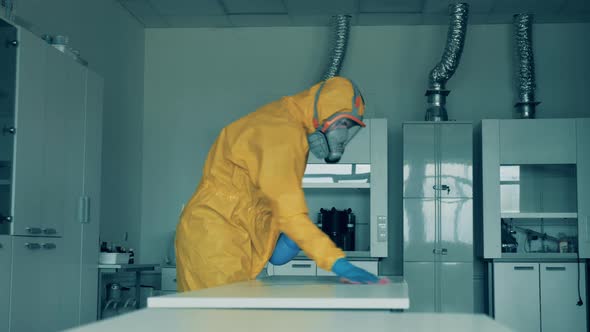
[{"x1": 339, "y1": 277, "x2": 391, "y2": 285}]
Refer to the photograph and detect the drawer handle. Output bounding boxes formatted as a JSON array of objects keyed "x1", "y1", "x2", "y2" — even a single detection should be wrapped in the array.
[
  {"x1": 26, "y1": 227, "x2": 42, "y2": 235},
  {"x1": 546, "y1": 266, "x2": 566, "y2": 271},
  {"x1": 292, "y1": 264, "x2": 312, "y2": 268},
  {"x1": 433, "y1": 185, "x2": 451, "y2": 194},
  {"x1": 42, "y1": 243, "x2": 56, "y2": 250},
  {"x1": 43, "y1": 228, "x2": 57, "y2": 235},
  {"x1": 25, "y1": 243, "x2": 41, "y2": 250},
  {"x1": 514, "y1": 266, "x2": 534, "y2": 271}
]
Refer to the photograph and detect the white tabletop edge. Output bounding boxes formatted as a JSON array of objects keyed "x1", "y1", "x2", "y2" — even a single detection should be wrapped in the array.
[{"x1": 147, "y1": 297, "x2": 409, "y2": 310}]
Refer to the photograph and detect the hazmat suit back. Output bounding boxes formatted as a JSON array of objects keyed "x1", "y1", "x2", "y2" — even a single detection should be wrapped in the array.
[{"x1": 175, "y1": 77, "x2": 365, "y2": 291}]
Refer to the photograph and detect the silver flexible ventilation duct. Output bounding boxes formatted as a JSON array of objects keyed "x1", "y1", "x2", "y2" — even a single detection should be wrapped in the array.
[
  {"x1": 425, "y1": 3, "x2": 469, "y2": 121},
  {"x1": 322, "y1": 15, "x2": 351, "y2": 81},
  {"x1": 513, "y1": 13, "x2": 539, "y2": 119}
]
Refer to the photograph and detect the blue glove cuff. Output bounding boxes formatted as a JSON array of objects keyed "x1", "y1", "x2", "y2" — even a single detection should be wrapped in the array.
[
  {"x1": 331, "y1": 258, "x2": 352, "y2": 275},
  {"x1": 269, "y1": 234, "x2": 300, "y2": 266}
]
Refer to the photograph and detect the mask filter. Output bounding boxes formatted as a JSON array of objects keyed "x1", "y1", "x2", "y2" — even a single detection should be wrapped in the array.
[{"x1": 308, "y1": 131, "x2": 330, "y2": 159}]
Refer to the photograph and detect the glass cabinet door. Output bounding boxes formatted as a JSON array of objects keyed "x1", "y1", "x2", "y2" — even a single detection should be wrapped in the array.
[{"x1": 0, "y1": 23, "x2": 17, "y2": 234}]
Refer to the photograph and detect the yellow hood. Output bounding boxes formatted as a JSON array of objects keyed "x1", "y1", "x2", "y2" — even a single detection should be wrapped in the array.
[{"x1": 286, "y1": 77, "x2": 364, "y2": 134}]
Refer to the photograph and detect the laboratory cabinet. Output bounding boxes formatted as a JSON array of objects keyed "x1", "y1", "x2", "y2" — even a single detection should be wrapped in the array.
[
  {"x1": 0, "y1": 18, "x2": 104, "y2": 332},
  {"x1": 0, "y1": 236, "x2": 11, "y2": 332},
  {"x1": 302, "y1": 119, "x2": 388, "y2": 259},
  {"x1": 10, "y1": 237, "x2": 79, "y2": 332},
  {"x1": 481, "y1": 119, "x2": 590, "y2": 259},
  {"x1": 402, "y1": 122, "x2": 474, "y2": 313},
  {"x1": 493, "y1": 262, "x2": 587, "y2": 332},
  {"x1": 267, "y1": 260, "x2": 379, "y2": 277},
  {"x1": 161, "y1": 266, "x2": 178, "y2": 294},
  {"x1": 6, "y1": 28, "x2": 88, "y2": 237}
]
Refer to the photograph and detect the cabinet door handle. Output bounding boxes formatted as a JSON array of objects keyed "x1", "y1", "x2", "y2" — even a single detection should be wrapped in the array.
[
  {"x1": 172, "y1": 278, "x2": 177, "y2": 283},
  {"x1": 514, "y1": 266, "x2": 534, "y2": 271},
  {"x1": 42, "y1": 228, "x2": 57, "y2": 235},
  {"x1": 292, "y1": 264, "x2": 312, "y2": 268},
  {"x1": 26, "y1": 227, "x2": 42, "y2": 234},
  {"x1": 441, "y1": 248, "x2": 448, "y2": 255},
  {"x1": 25, "y1": 243, "x2": 41, "y2": 250},
  {"x1": 42, "y1": 243, "x2": 56, "y2": 250},
  {"x1": 2, "y1": 126, "x2": 15, "y2": 135},
  {"x1": 545, "y1": 266, "x2": 566, "y2": 271},
  {"x1": 433, "y1": 249, "x2": 439, "y2": 255},
  {"x1": 0, "y1": 243, "x2": 3, "y2": 249},
  {"x1": 433, "y1": 185, "x2": 451, "y2": 194}
]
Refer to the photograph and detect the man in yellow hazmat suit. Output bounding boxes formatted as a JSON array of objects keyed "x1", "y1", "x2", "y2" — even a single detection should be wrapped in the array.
[{"x1": 176, "y1": 77, "x2": 379, "y2": 291}]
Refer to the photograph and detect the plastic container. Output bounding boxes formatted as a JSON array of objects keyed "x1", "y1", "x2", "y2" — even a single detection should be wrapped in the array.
[{"x1": 99, "y1": 252, "x2": 131, "y2": 265}]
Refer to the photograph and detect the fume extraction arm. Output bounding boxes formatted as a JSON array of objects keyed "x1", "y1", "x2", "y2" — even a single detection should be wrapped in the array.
[
  {"x1": 425, "y1": 3, "x2": 470, "y2": 121},
  {"x1": 513, "y1": 13, "x2": 540, "y2": 119},
  {"x1": 322, "y1": 14, "x2": 351, "y2": 80}
]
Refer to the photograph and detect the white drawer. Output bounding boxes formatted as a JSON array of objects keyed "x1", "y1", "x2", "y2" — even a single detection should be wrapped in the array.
[
  {"x1": 317, "y1": 261, "x2": 378, "y2": 276},
  {"x1": 161, "y1": 267, "x2": 177, "y2": 291},
  {"x1": 272, "y1": 260, "x2": 317, "y2": 276}
]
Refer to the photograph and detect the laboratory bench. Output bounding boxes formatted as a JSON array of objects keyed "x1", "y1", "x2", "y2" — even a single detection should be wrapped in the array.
[
  {"x1": 66, "y1": 309, "x2": 512, "y2": 332},
  {"x1": 148, "y1": 276, "x2": 409, "y2": 310},
  {"x1": 97, "y1": 263, "x2": 159, "y2": 319}
]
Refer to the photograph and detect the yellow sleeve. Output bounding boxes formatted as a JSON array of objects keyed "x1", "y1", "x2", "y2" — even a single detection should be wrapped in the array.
[
  {"x1": 279, "y1": 214, "x2": 345, "y2": 272},
  {"x1": 251, "y1": 126, "x2": 345, "y2": 271}
]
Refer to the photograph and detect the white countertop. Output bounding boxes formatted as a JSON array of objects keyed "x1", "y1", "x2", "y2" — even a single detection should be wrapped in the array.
[
  {"x1": 98, "y1": 263, "x2": 159, "y2": 271},
  {"x1": 67, "y1": 309, "x2": 512, "y2": 332},
  {"x1": 147, "y1": 276, "x2": 409, "y2": 310}
]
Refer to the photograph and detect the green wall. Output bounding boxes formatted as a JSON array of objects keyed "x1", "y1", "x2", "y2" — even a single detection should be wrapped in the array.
[{"x1": 142, "y1": 23, "x2": 590, "y2": 273}]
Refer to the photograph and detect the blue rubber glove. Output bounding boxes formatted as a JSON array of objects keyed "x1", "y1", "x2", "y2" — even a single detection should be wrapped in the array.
[
  {"x1": 269, "y1": 233, "x2": 300, "y2": 265},
  {"x1": 331, "y1": 258, "x2": 379, "y2": 284}
]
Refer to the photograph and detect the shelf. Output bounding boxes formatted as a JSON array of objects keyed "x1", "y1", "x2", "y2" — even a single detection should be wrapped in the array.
[
  {"x1": 499, "y1": 253, "x2": 579, "y2": 261},
  {"x1": 501, "y1": 212, "x2": 578, "y2": 219},
  {"x1": 98, "y1": 263, "x2": 159, "y2": 272},
  {"x1": 0, "y1": 180, "x2": 10, "y2": 185},
  {"x1": 302, "y1": 183, "x2": 370, "y2": 189}
]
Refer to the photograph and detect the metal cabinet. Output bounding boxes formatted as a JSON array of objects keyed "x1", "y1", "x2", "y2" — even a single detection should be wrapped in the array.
[
  {"x1": 10, "y1": 237, "x2": 79, "y2": 332},
  {"x1": 41, "y1": 46, "x2": 86, "y2": 237},
  {"x1": 540, "y1": 263, "x2": 587, "y2": 332},
  {"x1": 161, "y1": 267, "x2": 178, "y2": 293},
  {"x1": 403, "y1": 262, "x2": 435, "y2": 312},
  {"x1": 77, "y1": 70, "x2": 104, "y2": 324},
  {"x1": 493, "y1": 262, "x2": 541, "y2": 332},
  {"x1": 403, "y1": 198, "x2": 435, "y2": 262},
  {"x1": 403, "y1": 124, "x2": 435, "y2": 198},
  {"x1": 0, "y1": 236, "x2": 11, "y2": 332},
  {"x1": 6, "y1": 28, "x2": 88, "y2": 238},
  {"x1": 493, "y1": 262, "x2": 587, "y2": 332},
  {"x1": 403, "y1": 122, "x2": 474, "y2": 313},
  {"x1": 439, "y1": 262, "x2": 474, "y2": 312},
  {"x1": 577, "y1": 119, "x2": 590, "y2": 257},
  {"x1": 482, "y1": 119, "x2": 590, "y2": 259},
  {"x1": 1, "y1": 20, "x2": 104, "y2": 331},
  {"x1": 440, "y1": 199, "x2": 473, "y2": 262},
  {"x1": 10, "y1": 28, "x2": 48, "y2": 236},
  {"x1": 268, "y1": 260, "x2": 379, "y2": 277}
]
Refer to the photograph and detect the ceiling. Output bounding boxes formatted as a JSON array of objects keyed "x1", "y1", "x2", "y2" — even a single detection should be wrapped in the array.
[{"x1": 117, "y1": 0, "x2": 590, "y2": 28}]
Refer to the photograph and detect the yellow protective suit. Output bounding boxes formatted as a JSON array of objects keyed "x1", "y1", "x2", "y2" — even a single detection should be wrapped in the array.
[{"x1": 176, "y1": 77, "x2": 365, "y2": 291}]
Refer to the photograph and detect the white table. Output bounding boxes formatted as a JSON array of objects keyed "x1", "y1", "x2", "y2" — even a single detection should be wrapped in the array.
[
  {"x1": 66, "y1": 309, "x2": 512, "y2": 332},
  {"x1": 147, "y1": 276, "x2": 409, "y2": 310}
]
